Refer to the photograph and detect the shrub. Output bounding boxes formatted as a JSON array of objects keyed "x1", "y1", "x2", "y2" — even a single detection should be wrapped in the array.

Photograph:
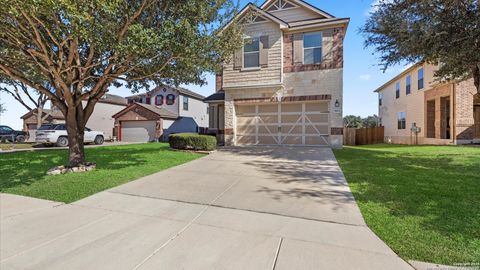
[{"x1": 169, "y1": 133, "x2": 217, "y2": 151}]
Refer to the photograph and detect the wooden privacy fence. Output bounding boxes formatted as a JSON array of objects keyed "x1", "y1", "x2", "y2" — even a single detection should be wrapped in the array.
[{"x1": 344, "y1": 126, "x2": 384, "y2": 146}]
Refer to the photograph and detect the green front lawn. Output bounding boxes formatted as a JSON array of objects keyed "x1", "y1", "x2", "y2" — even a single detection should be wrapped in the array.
[
  {"x1": 334, "y1": 145, "x2": 480, "y2": 265},
  {"x1": 0, "y1": 143, "x2": 203, "y2": 203}
]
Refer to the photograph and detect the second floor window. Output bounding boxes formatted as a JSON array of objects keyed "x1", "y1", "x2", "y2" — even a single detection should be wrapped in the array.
[
  {"x1": 303, "y1": 32, "x2": 322, "y2": 64},
  {"x1": 406, "y1": 75, "x2": 411, "y2": 95},
  {"x1": 379, "y1": 93, "x2": 383, "y2": 106},
  {"x1": 155, "y1": 95, "x2": 163, "y2": 105},
  {"x1": 397, "y1": 112, "x2": 406, "y2": 129},
  {"x1": 418, "y1": 68, "x2": 424, "y2": 90},
  {"x1": 243, "y1": 38, "x2": 259, "y2": 68},
  {"x1": 395, "y1": 82, "x2": 400, "y2": 99},
  {"x1": 166, "y1": 94, "x2": 175, "y2": 105},
  {"x1": 183, "y1": 96, "x2": 189, "y2": 111}
]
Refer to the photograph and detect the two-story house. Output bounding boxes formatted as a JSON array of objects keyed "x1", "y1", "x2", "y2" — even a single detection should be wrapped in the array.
[
  {"x1": 204, "y1": 0, "x2": 349, "y2": 148},
  {"x1": 112, "y1": 85, "x2": 208, "y2": 142},
  {"x1": 375, "y1": 63, "x2": 480, "y2": 145}
]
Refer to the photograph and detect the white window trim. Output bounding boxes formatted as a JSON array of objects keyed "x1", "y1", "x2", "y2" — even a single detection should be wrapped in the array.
[
  {"x1": 242, "y1": 37, "x2": 260, "y2": 69},
  {"x1": 303, "y1": 32, "x2": 323, "y2": 65},
  {"x1": 183, "y1": 96, "x2": 189, "y2": 111},
  {"x1": 397, "y1": 111, "x2": 406, "y2": 130}
]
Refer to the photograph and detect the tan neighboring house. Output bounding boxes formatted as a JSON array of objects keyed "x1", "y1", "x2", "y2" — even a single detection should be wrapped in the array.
[
  {"x1": 204, "y1": 0, "x2": 349, "y2": 148},
  {"x1": 21, "y1": 94, "x2": 127, "y2": 142},
  {"x1": 375, "y1": 63, "x2": 480, "y2": 145}
]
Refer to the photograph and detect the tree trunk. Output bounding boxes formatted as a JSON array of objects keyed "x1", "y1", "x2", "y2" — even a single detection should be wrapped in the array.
[
  {"x1": 36, "y1": 107, "x2": 43, "y2": 130},
  {"x1": 65, "y1": 105, "x2": 86, "y2": 167}
]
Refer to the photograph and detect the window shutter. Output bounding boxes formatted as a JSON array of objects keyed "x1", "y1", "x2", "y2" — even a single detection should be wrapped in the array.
[
  {"x1": 154, "y1": 96, "x2": 157, "y2": 105},
  {"x1": 293, "y1": 33, "x2": 303, "y2": 64},
  {"x1": 322, "y1": 29, "x2": 333, "y2": 61},
  {"x1": 259, "y1": 35, "x2": 269, "y2": 67},
  {"x1": 233, "y1": 48, "x2": 242, "y2": 70}
]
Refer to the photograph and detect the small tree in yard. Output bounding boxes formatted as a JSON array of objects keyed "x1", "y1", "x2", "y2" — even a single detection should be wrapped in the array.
[
  {"x1": 0, "y1": 0, "x2": 242, "y2": 167},
  {"x1": 344, "y1": 115, "x2": 364, "y2": 128},
  {"x1": 0, "y1": 80, "x2": 49, "y2": 132},
  {"x1": 362, "y1": 0, "x2": 480, "y2": 94}
]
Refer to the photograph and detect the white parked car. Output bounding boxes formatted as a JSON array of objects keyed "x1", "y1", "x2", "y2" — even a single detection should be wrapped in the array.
[{"x1": 36, "y1": 124, "x2": 105, "y2": 147}]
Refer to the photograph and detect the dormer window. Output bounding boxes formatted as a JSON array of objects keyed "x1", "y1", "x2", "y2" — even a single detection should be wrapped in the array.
[
  {"x1": 243, "y1": 38, "x2": 260, "y2": 68},
  {"x1": 155, "y1": 95, "x2": 163, "y2": 105}
]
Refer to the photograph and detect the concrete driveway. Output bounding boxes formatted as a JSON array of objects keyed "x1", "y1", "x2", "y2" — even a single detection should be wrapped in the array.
[{"x1": 1, "y1": 146, "x2": 413, "y2": 270}]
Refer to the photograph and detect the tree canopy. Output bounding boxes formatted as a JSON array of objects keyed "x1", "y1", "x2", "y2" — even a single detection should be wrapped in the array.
[
  {"x1": 362, "y1": 0, "x2": 480, "y2": 93},
  {"x1": 0, "y1": 0, "x2": 243, "y2": 166}
]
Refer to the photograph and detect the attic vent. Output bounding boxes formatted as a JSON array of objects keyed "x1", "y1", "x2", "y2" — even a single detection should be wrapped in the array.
[{"x1": 267, "y1": 0, "x2": 296, "y2": 11}]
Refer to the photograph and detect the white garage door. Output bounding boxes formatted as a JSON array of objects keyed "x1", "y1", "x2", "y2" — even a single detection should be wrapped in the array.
[
  {"x1": 121, "y1": 121, "x2": 156, "y2": 142},
  {"x1": 235, "y1": 102, "x2": 330, "y2": 146}
]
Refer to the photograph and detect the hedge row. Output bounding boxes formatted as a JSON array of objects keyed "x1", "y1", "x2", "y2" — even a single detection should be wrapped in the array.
[{"x1": 168, "y1": 133, "x2": 217, "y2": 151}]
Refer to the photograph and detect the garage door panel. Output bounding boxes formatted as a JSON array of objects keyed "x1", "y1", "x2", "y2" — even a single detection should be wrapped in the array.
[
  {"x1": 281, "y1": 103, "x2": 302, "y2": 112},
  {"x1": 282, "y1": 136, "x2": 302, "y2": 145},
  {"x1": 305, "y1": 135, "x2": 329, "y2": 145},
  {"x1": 306, "y1": 114, "x2": 329, "y2": 123},
  {"x1": 236, "y1": 105, "x2": 256, "y2": 115},
  {"x1": 258, "y1": 115, "x2": 278, "y2": 124},
  {"x1": 281, "y1": 125, "x2": 303, "y2": 134},
  {"x1": 281, "y1": 114, "x2": 302, "y2": 123},
  {"x1": 235, "y1": 101, "x2": 330, "y2": 146},
  {"x1": 305, "y1": 102, "x2": 329, "y2": 112},
  {"x1": 258, "y1": 136, "x2": 277, "y2": 145},
  {"x1": 258, "y1": 126, "x2": 276, "y2": 135},
  {"x1": 258, "y1": 104, "x2": 277, "y2": 113},
  {"x1": 305, "y1": 125, "x2": 329, "y2": 134},
  {"x1": 237, "y1": 135, "x2": 256, "y2": 144},
  {"x1": 237, "y1": 116, "x2": 256, "y2": 126},
  {"x1": 122, "y1": 121, "x2": 156, "y2": 142},
  {"x1": 237, "y1": 125, "x2": 256, "y2": 134}
]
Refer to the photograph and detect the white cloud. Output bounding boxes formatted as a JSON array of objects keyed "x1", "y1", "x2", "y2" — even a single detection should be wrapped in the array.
[{"x1": 359, "y1": 74, "x2": 372, "y2": 81}]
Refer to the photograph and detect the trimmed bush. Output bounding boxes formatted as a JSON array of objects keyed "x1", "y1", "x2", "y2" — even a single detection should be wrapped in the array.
[{"x1": 169, "y1": 133, "x2": 217, "y2": 151}]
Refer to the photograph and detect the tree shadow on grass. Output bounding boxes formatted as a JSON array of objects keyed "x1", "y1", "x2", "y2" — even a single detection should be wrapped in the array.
[{"x1": 0, "y1": 144, "x2": 172, "y2": 190}]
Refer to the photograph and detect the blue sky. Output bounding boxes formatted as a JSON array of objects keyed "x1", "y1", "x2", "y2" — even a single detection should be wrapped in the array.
[{"x1": 0, "y1": 0, "x2": 408, "y2": 130}]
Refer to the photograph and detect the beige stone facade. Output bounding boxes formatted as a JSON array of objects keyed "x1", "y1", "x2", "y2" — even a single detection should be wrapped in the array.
[
  {"x1": 206, "y1": 0, "x2": 348, "y2": 148},
  {"x1": 376, "y1": 63, "x2": 479, "y2": 145}
]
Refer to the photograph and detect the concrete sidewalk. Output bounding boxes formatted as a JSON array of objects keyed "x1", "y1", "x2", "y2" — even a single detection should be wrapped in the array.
[{"x1": 0, "y1": 146, "x2": 414, "y2": 270}]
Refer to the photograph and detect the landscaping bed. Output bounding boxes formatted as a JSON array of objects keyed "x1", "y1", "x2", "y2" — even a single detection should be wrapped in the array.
[
  {"x1": 0, "y1": 143, "x2": 203, "y2": 203},
  {"x1": 334, "y1": 145, "x2": 480, "y2": 265}
]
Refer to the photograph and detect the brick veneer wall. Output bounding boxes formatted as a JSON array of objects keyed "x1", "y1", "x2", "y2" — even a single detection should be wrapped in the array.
[{"x1": 283, "y1": 27, "x2": 344, "y2": 73}]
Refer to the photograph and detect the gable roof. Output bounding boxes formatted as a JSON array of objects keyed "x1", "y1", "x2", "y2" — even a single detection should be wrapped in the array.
[
  {"x1": 112, "y1": 102, "x2": 178, "y2": 119},
  {"x1": 260, "y1": 0, "x2": 335, "y2": 19},
  {"x1": 220, "y1": 3, "x2": 289, "y2": 34}
]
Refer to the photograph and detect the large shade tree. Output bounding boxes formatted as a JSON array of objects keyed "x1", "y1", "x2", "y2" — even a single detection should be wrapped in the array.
[
  {"x1": 0, "y1": 0, "x2": 242, "y2": 167},
  {"x1": 362, "y1": 0, "x2": 480, "y2": 94}
]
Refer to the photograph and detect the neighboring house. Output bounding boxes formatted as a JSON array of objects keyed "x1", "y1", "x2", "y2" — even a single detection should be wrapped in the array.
[
  {"x1": 112, "y1": 85, "x2": 208, "y2": 142},
  {"x1": 375, "y1": 63, "x2": 480, "y2": 145},
  {"x1": 21, "y1": 94, "x2": 127, "y2": 141},
  {"x1": 204, "y1": 0, "x2": 349, "y2": 148}
]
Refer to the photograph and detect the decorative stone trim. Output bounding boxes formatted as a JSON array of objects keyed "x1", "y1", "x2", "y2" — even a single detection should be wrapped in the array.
[
  {"x1": 331, "y1": 127, "x2": 343, "y2": 135},
  {"x1": 234, "y1": 94, "x2": 331, "y2": 104}
]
